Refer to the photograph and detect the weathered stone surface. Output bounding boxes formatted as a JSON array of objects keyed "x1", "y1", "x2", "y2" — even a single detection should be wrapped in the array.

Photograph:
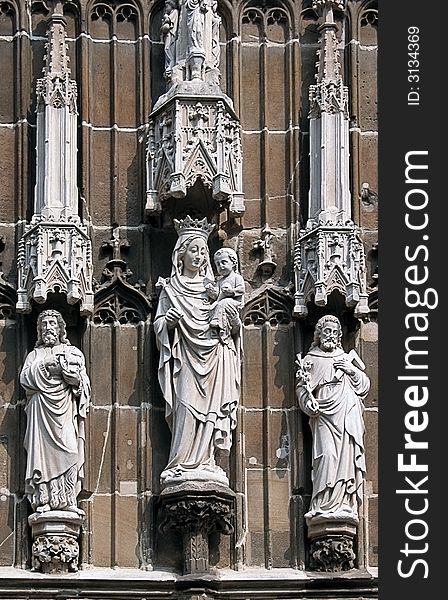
[
  {"x1": 0, "y1": 493, "x2": 14, "y2": 566},
  {"x1": 87, "y1": 408, "x2": 112, "y2": 494},
  {"x1": 246, "y1": 470, "x2": 264, "y2": 533},
  {"x1": 116, "y1": 45, "x2": 138, "y2": 127},
  {"x1": 116, "y1": 409, "x2": 139, "y2": 484},
  {"x1": 267, "y1": 470, "x2": 290, "y2": 531},
  {"x1": 265, "y1": 47, "x2": 286, "y2": 131},
  {"x1": 91, "y1": 494, "x2": 113, "y2": 567},
  {"x1": 367, "y1": 495, "x2": 378, "y2": 567},
  {"x1": 240, "y1": 46, "x2": 261, "y2": 130},
  {"x1": 243, "y1": 410, "x2": 263, "y2": 467},
  {"x1": 0, "y1": 129, "x2": 15, "y2": 223},
  {"x1": 360, "y1": 323, "x2": 378, "y2": 408},
  {"x1": 266, "y1": 327, "x2": 294, "y2": 409},
  {"x1": 359, "y1": 49, "x2": 378, "y2": 131},
  {"x1": 0, "y1": 325, "x2": 17, "y2": 405},
  {"x1": 115, "y1": 494, "x2": 140, "y2": 568},
  {"x1": 117, "y1": 132, "x2": 141, "y2": 227},
  {"x1": 267, "y1": 411, "x2": 290, "y2": 469},
  {"x1": 0, "y1": 40, "x2": 14, "y2": 122},
  {"x1": 364, "y1": 410, "x2": 378, "y2": 495},
  {"x1": 241, "y1": 328, "x2": 263, "y2": 408},
  {"x1": 359, "y1": 135, "x2": 378, "y2": 227}
]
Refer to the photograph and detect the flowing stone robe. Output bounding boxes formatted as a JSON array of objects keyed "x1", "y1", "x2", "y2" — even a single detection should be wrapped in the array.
[
  {"x1": 161, "y1": 2, "x2": 179, "y2": 75},
  {"x1": 297, "y1": 346, "x2": 369, "y2": 522},
  {"x1": 21, "y1": 343, "x2": 90, "y2": 511},
  {"x1": 154, "y1": 236, "x2": 241, "y2": 484}
]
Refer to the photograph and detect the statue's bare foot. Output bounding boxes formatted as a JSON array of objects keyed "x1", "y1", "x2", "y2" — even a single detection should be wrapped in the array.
[{"x1": 36, "y1": 503, "x2": 51, "y2": 513}]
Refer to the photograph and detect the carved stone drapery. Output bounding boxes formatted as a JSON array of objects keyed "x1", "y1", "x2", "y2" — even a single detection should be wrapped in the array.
[
  {"x1": 294, "y1": 0, "x2": 369, "y2": 319},
  {"x1": 16, "y1": 3, "x2": 93, "y2": 315},
  {"x1": 159, "y1": 484, "x2": 235, "y2": 574},
  {"x1": 155, "y1": 216, "x2": 242, "y2": 488},
  {"x1": 146, "y1": 94, "x2": 244, "y2": 217},
  {"x1": 161, "y1": 0, "x2": 222, "y2": 88}
]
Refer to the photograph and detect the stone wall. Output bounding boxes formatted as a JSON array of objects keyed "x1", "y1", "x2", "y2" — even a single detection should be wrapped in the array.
[{"x1": 0, "y1": 0, "x2": 378, "y2": 589}]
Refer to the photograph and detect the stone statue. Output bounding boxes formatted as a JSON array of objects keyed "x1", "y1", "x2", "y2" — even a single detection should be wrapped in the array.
[
  {"x1": 161, "y1": 0, "x2": 179, "y2": 81},
  {"x1": 186, "y1": 0, "x2": 208, "y2": 79},
  {"x1": 21, "y1": 309, "x2": 90, "y2": 513},
  {"x1": 295, "y1": 315, "x2": 369, "y2": 524},
  {"x1": 154, "y1": 216, "x2": 242, "y2": 487},
  {"x1": 204, "y1": 248, "x2": 245, "y2": 341}
]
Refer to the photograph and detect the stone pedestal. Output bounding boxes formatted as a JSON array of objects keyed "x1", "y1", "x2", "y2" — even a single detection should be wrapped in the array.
[
  {"x1": 28, "y1": 510, "x2": 85, "y2": 573},
  {"x1": 159, "y1": 482, "x2": 235, "y2": 575},
  {"x1": 307, "y1": 515, "x2": 357, "y2": 572}
]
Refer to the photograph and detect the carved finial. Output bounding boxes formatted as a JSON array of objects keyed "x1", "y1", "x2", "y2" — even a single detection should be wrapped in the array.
[
  {"x1": 174, "y1": 215, "x2": 215, "y2": 240},
  {"x1": 102, "y1": 226, "x2": 130, "y2": 262},
  {"x1": 35, "y1": 1, "x2": 77, "y2": 115},
  {"x1": 312, "y1": 0, "x2": 346, "y2": 22},
  {"x1": 100, "y1": 227, "x2": 132, "y2": 283},
  {"x1": 253, "y1": 224, "x2": 277, "y2": 278},
  {"x1": 44, "y1": 1, "x2": 69, "y2": 77}
]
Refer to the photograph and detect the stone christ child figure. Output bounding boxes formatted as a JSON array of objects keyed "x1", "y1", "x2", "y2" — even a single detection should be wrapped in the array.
[
  {"x1": 21, "y1": 310, "x2": 90, "y2": 514},
  {"x1": 204, "y1": 247, "x2": 245, "y2": 342}
]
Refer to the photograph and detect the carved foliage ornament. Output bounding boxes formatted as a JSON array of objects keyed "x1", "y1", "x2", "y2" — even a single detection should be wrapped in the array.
[
  {"x1": 160, "y1": 496, "x2": 234, "y2": 535},
  {"x1": 32, "y1": 534, "x2": 79, "y2": 573},
  {"x1": 309, "y1": 535, "x2": 355, "y2": 572}
]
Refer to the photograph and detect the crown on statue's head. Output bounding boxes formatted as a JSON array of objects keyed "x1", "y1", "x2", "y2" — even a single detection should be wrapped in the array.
[{"x1": 174, "y1": 215, "x2": 215, "y2": 240}]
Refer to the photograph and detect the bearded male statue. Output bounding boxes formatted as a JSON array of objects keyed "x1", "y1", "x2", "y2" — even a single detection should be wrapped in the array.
[
  {"x1": 296, "y1": 315, "x2": 369, "y2": 526},
  {"x1": 21, "y1": 310, "x2": 90, "y2": 514}
]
